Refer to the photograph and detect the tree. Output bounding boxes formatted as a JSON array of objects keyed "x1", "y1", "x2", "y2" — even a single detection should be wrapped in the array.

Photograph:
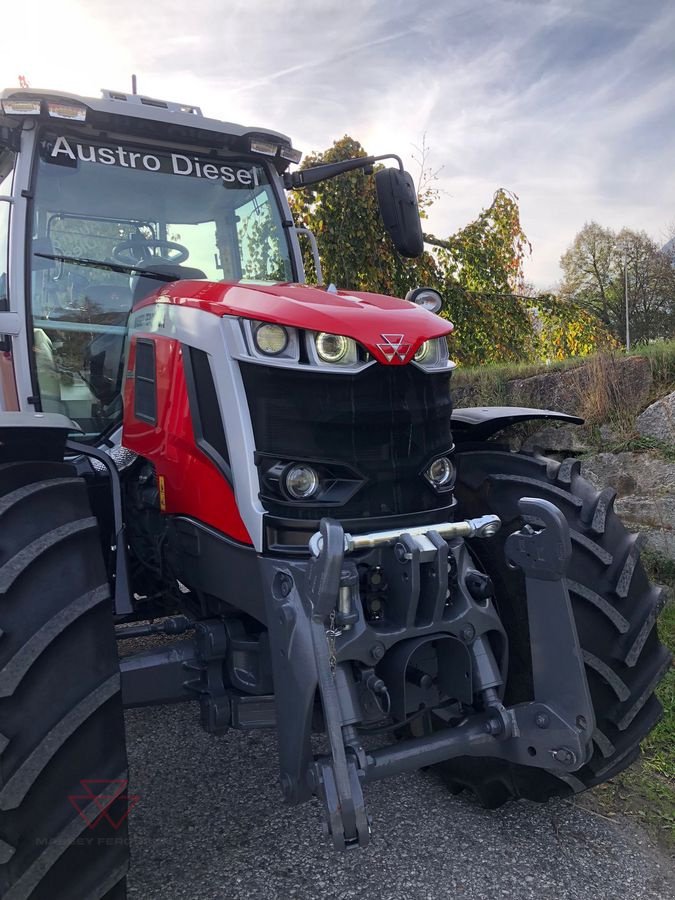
[
  {"x1": 559, "y1": 222, "x2": 616, "y2": 326},
  {"x1": 288, "y1": 135, "x2": 437, "y2": 297},
  {"x1": 290, "y1": 135, "x2": 611, "y2": 364},
  {"x1": 613, "y1": 229, "x2": 675, "y2": 344},
  {"x1": 426, "y1": 189, "x2": 531, "y2": 294},
  {"x1": 561, "y1": 223, "x2": 675, "y2": 344}
]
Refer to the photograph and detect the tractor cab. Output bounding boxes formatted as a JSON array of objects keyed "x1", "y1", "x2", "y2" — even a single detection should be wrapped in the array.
[{"x1": 0, "y1": 88, "x2": 302, "y2": 437}]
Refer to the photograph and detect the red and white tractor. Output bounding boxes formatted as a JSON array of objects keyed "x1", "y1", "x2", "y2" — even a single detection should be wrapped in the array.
[{"x1": 0, "y1": 86, "x2": 669, "y2": 899}]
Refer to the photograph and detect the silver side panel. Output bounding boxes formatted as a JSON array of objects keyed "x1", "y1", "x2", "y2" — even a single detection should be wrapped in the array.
[{"x1": 5, "y1": 127, "x2": 35, "y2": 411}]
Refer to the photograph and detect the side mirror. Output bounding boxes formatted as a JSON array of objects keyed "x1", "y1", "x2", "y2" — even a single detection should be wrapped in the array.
[{"x1": 375, "y1": 168, "x2": 424, "y2": 258}]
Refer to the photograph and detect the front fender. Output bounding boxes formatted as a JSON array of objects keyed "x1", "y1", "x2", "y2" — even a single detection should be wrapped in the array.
[
  {"x1": 0, "y1": 411, "x2": 78, "y2": 462},
  {"x1": 451, "y1": 406, "x2": 583, "y2": 443}
]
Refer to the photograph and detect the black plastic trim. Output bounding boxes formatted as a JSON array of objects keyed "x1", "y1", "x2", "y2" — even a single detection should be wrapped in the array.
[
  {"x1": 182, "y1": 345, "x2": 233, "y2": 484},
  {"x1": 133, "y1": 338, "x2": 157, "y2": 424},
  {"x1": 264, "y1": 499, "x2": 458, "y2": 556},
  {"x1": 167, "y1": 516, "x2": 264, "y2": 622},
  {"x1": 451, "y1": 406, "x2": 584, "y2": 442}
]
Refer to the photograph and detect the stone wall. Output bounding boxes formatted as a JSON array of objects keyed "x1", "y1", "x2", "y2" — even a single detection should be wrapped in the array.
[
  {"x1": 452, "y1": 355, "x2": 652, "y2": 416},
  {"x1": 518, "y1": 400, "x2": 675, "y2": 560}
]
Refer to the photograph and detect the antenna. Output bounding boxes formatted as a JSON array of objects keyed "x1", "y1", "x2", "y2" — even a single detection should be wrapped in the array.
[{"x1": 131, "y1": 74, "x2": 138, "y2": 95}]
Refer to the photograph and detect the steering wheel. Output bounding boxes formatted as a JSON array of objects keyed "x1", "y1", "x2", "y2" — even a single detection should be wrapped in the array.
[{"x1": 112, "y1": 238, "x2": 190, "y2": 266}]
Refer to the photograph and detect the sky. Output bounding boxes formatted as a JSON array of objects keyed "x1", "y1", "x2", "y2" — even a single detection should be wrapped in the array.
[{"x1": 2, "y1": 0, "x2": 674, "y2": 289}]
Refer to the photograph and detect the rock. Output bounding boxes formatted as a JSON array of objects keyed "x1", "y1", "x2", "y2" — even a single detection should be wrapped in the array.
[
  {"x1": 581, "y1": 452, "x2": 675, "y2": 497},
  {"x1": 636, "y1": 390, "x2": 675, "y2": 444},
  {"x1": 506, "y1": 356, "x2": 652, "y2": 418},
  {"x1": 616, "y1": 497, "x2": 675, "y2": 557},
  {"x1": 582, "y1": 452, "x2": 675, "y2": 559},
  {"x1": 521, "y1": 424, "x2": 591, "y2": 455}
]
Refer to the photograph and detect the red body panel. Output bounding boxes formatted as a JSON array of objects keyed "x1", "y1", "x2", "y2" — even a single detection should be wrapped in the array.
[
  {"x1": 123, "y1": 334, "x2": 252, "y2": 544},
  {"x1": 133, "y1": 281, "x2": 453, "y2": 366}
]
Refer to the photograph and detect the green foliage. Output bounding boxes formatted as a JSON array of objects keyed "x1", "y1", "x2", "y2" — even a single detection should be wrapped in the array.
[
  {"x1": 428, "y1": 189, "x2": 530, "y2": 293},
  {"x1": 288, "y1": 136, "x2": 437, "y2": 297},
  {"x1": 530, "y1": 292, "x2": 617, "y2": 361},
  {"x1": 290, "y1": 135, "x2": 610, "y2": 366}
]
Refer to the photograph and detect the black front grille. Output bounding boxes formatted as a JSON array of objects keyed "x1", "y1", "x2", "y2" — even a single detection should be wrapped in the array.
[{"x1": 241, "y1": 362, "x2": 454, "y2": 522}]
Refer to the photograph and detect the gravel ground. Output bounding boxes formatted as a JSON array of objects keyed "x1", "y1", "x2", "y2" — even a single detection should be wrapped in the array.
[{"x1": 125, "y1": 703, "x2": 675, "y2": 900}]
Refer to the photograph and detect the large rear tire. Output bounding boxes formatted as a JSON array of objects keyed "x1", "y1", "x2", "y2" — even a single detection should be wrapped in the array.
[
  {"x1": 0, "y1": 461, "x2": 129, "y2": 899},
  {"x1": 437, "y1": 446, "x2": 672, "y2": 808}
]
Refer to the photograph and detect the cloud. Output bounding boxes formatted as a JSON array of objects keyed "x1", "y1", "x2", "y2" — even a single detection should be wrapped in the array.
[{"x1": 3, "y1": 0, "x2": 674, "y2": 287}]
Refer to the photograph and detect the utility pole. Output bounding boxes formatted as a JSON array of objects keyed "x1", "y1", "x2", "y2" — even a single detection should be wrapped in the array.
[{"x1": 624, "y1": 256, "x2": 630, "y2": 351}]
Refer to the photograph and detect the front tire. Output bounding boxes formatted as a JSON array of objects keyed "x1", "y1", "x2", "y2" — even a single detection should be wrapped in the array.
[
  {"x1": 0, "y1": 461, "x2": 129, "y2": 899},
  {"x1": 437, "y1": 446, "x2": 671, "y2": 808}
]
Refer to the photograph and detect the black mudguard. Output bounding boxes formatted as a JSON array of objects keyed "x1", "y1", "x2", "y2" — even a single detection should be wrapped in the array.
[
  {"x1": 451, "y1": 406, "x2": 583, "y2": 443},
  {"x1": 0, "y1": 411, "x2": 77, "y2": 462}
]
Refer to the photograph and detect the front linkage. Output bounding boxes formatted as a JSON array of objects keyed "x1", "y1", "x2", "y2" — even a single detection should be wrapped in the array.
[{"x1": 262, "y1": 498, "x2": 595, "y2": 850}]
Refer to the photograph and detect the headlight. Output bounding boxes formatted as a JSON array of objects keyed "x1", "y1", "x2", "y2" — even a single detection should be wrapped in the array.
[
  {"x1": 254, "y1": 323, "x2": 289, "y2": 356},
  {"x1": 425, "y1": 456, "x2": 455, "y2": 489},
  {"x1": 315, "y1": 332, "x2": 357, "y2": 365},
  {"x1": 405, "y1": 287, "x2": 443, "y2": 313},
  {"x1": 414, "y1": 341, "x2": 433, "y2": 363},
  {"x1": 284, "y1": 464, "x2": 320, "y2": 499}
]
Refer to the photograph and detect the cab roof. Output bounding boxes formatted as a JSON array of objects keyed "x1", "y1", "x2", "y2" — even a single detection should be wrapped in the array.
[{"x1": 0, "y1": 87, "x2": 299, "y2": 171}]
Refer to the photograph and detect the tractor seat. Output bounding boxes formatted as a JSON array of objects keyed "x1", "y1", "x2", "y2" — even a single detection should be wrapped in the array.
[{"x1": 131, "y1": 265, "x2": 207, "y2": 304}]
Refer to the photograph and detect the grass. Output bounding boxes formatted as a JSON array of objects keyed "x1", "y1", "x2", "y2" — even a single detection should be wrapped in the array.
[
  {"x1": 632, "y1": 340, "x2": 675, "y2": 397},
  {"x1": 601, "y1": 433, "x2": 675, "y2": 463},
  {"x1": 450, "y1": 356, "x2": 584, "y2": 407},
  {"x1": 453, "y1": 342, "x2": 675, "y2": 452},
  {"x1": 579, "y1": 551, "x2": 675, "y2": 851}
]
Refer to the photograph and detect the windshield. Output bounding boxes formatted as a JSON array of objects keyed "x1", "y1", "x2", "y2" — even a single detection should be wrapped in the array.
[{"x1": 30, "y1": 131, "x2": 293, "y2": 437}]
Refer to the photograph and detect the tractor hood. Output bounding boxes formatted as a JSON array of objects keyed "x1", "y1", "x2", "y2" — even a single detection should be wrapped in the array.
[{"x1": 133, "y1": 280, "x2": 453, "y2": 366}]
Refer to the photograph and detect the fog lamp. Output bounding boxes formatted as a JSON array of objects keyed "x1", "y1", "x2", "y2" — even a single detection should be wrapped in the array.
[
  {"x1": 254, "y1": 322, "x2": 289, "y2": 355},
  {"x1": 425, "y1": 457, "x2": 455, "y2": 488},
  {"x1": 285, "y1": 464, "x2": 320, "y2": 500}
]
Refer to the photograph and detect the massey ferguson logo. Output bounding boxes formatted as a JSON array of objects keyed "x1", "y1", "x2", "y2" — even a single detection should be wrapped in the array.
[
  {"x1": 377, "y1": 334, "x2": 412, "y2": 362},
  {"x1": 68, "y1": 779, "x2": 139, "y2": 831}
]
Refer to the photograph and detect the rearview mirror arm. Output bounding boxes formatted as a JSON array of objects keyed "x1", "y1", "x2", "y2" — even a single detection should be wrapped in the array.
[{"x1": 284, "y1": 153, "x2": 403, "y2": 190}]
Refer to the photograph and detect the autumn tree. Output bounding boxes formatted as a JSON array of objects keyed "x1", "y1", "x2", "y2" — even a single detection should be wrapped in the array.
[
  {"x1": 561, "y1": 223, "x2": 675, "y2": 344},
  {"x1": 287, "y1": 135, "x2": 437, "y2": 297},
  {"x1": 289, "y1": 135, "x2": 611, "y2": 364}
]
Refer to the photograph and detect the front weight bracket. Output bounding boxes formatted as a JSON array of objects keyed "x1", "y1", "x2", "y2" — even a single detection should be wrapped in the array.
[{"x1": 504, "y1": 498, "x2": 595, "y2": 767}]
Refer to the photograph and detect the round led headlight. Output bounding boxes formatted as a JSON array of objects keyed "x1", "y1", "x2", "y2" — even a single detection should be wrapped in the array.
[
  {"x1": 425, "y1": 456, "x2": 455, "y2": 488},
  {"x1": 254, "y1": 322, "x2": 289, "y2": 356},
  {"x1": 414, "y1": 340, "x2": 433, "y2": 363},
  {"x1": 405, "y1": 287, "x2": 443, "y2": 314},
  {"x1": 285, "y1": 464, "x2": 320, "y2": 500},
  {"x1": 315, "y1": 332, "x2": 355, "y2": 364}
]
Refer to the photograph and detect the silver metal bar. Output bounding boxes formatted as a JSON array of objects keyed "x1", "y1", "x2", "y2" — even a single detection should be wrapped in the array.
[
  {"x1": 33, "y1": 318, "x2": 128, "y2": 336},
  {"x1": 309, "y1": 514, "x2": 501, "y2": 557},
  {"x1": 294, "y1": 227, "x2": 323, "y2": 285}
]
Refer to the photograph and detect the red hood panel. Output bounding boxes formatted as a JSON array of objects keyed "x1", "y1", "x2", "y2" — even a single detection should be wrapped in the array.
[{"x1": 136, "y1": 281, "x2": 453, "y2": 365}]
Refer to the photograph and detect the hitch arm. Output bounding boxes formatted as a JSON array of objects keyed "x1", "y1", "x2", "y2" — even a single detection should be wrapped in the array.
[
  {"x1": 502, "y1": 497, "x2": 595, "y2": 767},
  {"x1": 306, "y1": 519, "x2": 370, "y2": 850}
]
